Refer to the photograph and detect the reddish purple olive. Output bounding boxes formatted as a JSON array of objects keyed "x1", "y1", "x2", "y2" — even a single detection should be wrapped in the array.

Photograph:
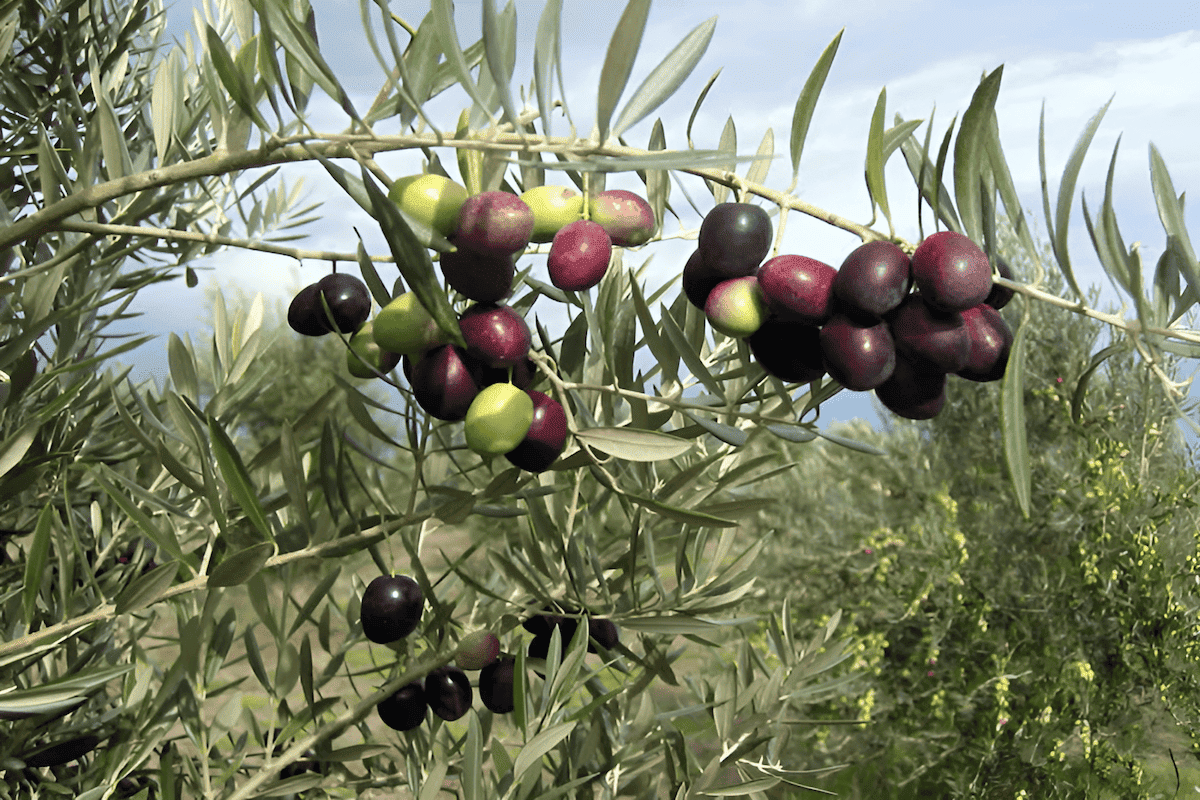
[
  {"x1": 410, "y1": 345, "x2": 481, "y2": 422},
  {"x1": 440, "y1": 248, "x2": 516, "y2": 303},
  {"x1": 590, "y1": 189, "x2": 656, "y2": 247},
  {"x1": 287, "y1": 284, "x2": 330, "y2": 336},
  {"x1": 887, "y1": 293, "x2": 971, "y2": 373},
  {"x1": 756, "y1": 254, "x2": 837, "y2": 325},
  {"x1": 875, "y1": 353, "x2": 947, "y2": 420},
  {"x1": 747, "y1": 319, "x2": 826, "y2": 383},
  {"x1": 504, "y1": 390, "x2": 568, "y2": 473},
  {"x1": 479, "y1": 656, "x2": 516, "y2": 714},
  {"x1": 360, "y1": 574, "x2": 423, "y2": 644},
  {"x1": 312, "y1": 273, "x2": 371, "y2": 333},
  {"x1": 455, "y1": 191, "x2": 534, "y2": 257},
  {"x1": 425, "y1": 665, "x2": 472, "y2": 721},
  {"x1": 479, "y1": 356, "x2": 537, "y2": 390},
  {"x1": 820, "y1": 314, "x2": 896, "y2": 391},
  {"x1": 547, "y1": 220, "x2": 612, "y2": 291},
  {"x1": 833, "y1": 240, "x2": 912, "y2": 318},
  {"x1": 459, "y1": 304, "x2": 532, "y2": 368},
  {"x1": 956, "y1": 304, "x2": 1014, "y2": 382},
  {"x1": 698, "y1": 203, "x2": 772, "y2": 278},
  {"x1": 378, "y1": 682, "x2": 427, "y2": 731},
  {"x1": 910, "y1": 231, "x2": 992, "y2": 312}
]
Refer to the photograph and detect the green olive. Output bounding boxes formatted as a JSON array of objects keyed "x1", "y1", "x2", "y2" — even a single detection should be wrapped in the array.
[
  {"x1": 520, "y1": 185, "x2": 585, "y2": 243},
  {"x1": 464, "y1": 383, "x2": 534, "y2": 456},
  {"x1": 373, "y1": 292, "x2": 447, "y2": 356},
  {"x1": 346, "y1": 321, "x2": 401, "y2": 379},
  {"x1": 388, "y1": 174, "x2": 470, "y2": 238}
]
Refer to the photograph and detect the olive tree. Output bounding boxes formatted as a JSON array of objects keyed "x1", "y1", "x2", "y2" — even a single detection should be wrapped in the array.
[{"x1": 0, "y1": 0, "x2": 1197, "y2": 797}]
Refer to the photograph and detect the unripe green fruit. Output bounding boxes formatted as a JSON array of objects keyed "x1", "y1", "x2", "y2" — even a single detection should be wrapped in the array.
[
  {"x1": 521, "y1": 185, "x2": 585, "y2": 243},
  {"x1": 705, "y1": 276, "x2": 769, "y2": 338},
  {"x1": 464, "y1": 383, "x2": 534, "y2": 456},
  {"x1": 455, "y1": 630, "x2": 501, "y2": 670},
  {"x1": 373, "y1": 292, "x2": 446, "y2": 356},
  {"x1": 388, "y1": 174, "x2": 470, "y2": 238},
  {"x1": 346, "y1": 321, "x2": 402, "y2": 379}
]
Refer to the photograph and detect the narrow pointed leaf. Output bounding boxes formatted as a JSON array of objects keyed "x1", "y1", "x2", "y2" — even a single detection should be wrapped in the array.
[
  {"x1": 865, "y1": 87, "x2": 891, "y2": 231},
  {"x1": 596, "y1": 0, "x2": 651, "y2": 144},
  {"x1": 953, "y1": 66, "x2": 1004, "y2": 243},
  {"x1": 431, "y1": 0, "x2": 493, "y2": 122},
  {"x1": 574, "y1": 427, "x2": 693, "y2": 461},
  {"x1": 209, "y1": 418, "x2": 274, "y2": 542},
  {"x1": 22, "y1": 504, "x2": 53, "y2": 624},
  {"x1": 533, "y1": 0, "x2": 564, "y2": 135},
  {"x1": 790, "y1": 29, "x2": 842, "y2": 179},
  {"x1": 1000, "y1": 320, "x2": 1030, "y2": 516},
  {"x1": 1048, "y1": 97, "x2": 1112, "y2": 299},
  {"x1": 513, "y1": 721, "x2": 577, "y2": 781},
  {"x1": 208, "y1": 542, "x2": 275, "y2": 587},
  {"x1": 612, "y1": 15, "x2": 716, "y2": 140}
]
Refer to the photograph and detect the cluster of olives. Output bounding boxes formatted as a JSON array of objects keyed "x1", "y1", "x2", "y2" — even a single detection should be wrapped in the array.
[
  {"x1": 287, "y1": 173, "x2": 658, "y2": 470},
  {"x1": 684, "y1": 203, "x2": 1015, "y2": 420},
  {"x1": 361, "y1": 573, "x2": 620, "y2": 728}
]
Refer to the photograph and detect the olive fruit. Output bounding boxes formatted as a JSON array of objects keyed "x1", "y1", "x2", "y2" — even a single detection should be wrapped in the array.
[
  {"x1": 956, "y1": 304, "x2": 1014, "y2": 382},
  {"x1": 22, "y1": 735, "x2": 102, "y2": 768},
  {"x1": 288, "y1": 274, "x2": 372, "y2": 335},
  {"x1": 425, "y1": 666, "x2": 472, "y2": 721},
  {"x1": 373, "y1": 292, "x2": 447, "y2": 356},
  {"x1": 378, "y1": 682, "x2": 427, "y2": 731},
  {"x1": 833, "y1": 240, "x2": 912, "y2": 318},
  {"x1": 360, "y1": 574, "x2": 423, "y2": 644},
  {"x1": 479, "y1": 656, "x2": 516, "y2": 714},
  {"x1": 747, "y1": 319, "x2": 826, "y2": 384},
  {"x1": 521, "y1": 185, "x2": 584, "y2": 243},
  {"x1": 587, "y1": 618, "x2": 620, "y2": 653},
  {"x1": 697, "y1": 203, "x2": 772, "y2": 278},
  {"x1": 504, "y1": 390, "x2": 568, "y2": 473},
  {"x1": 439, "y1": 248, "x2": 516, "y2": 303},
  {"x1": 410, "y1": 345, "x2": 481, "y2": 422},
  {"x1": 455, "y1": 631, "x2": 501, "y2": 671},
  {"x1": 820, "y1": 313, "x2": 896, "y2": 391},
  {"x1": 465, "y1": 383, "x2": 534, "y2": 456},
  {"x1": 590, "y1": 189, "x2": 656, "y2": 247},
  {"x1": 875, "y1": 353, "x2": 948, "y2": 420},
  {"x1": 705, "y1": 276, "x2": 769, "y2": 339},
  {"x1": 388, "y1": 174, "x2": 470, "y2": 238},
  {"x1": 757, "y1": 254, "x2": 837, "y2": 325},
  {"x1": 985, "y1": 257, "x2": 1015, "y2": 310},
  {"x1": 459, "y1": 304, "x2": 532, "y2": 368},
  {"x1": 887, "y1": 294, "x2": 971, "y2": 373},
  {"x1": 910, "y1": 231, "x2": 992, "y2": 312},
  {"x1": 682, "y1": 249, "x2": 724, "y2": 309},
  {"x1": 547, "y1": 219, "x2": 612, "y2": 291},
  {"x1": 346, "y1": 321, "x2": 402, "y2": 379},
  {"x1": 455, "y1": 191, "x2": 534, "y2": 257}
]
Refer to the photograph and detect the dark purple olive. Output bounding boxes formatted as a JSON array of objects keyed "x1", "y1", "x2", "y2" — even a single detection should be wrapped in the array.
[
  {"x1": 378, "y1": 682, "x2": 427, "y2": 731},
  {"x1": 425, "y1": 666, "x2": 472, "y2": 721},
  {"x1": 360, "y1": 574, "x2": 423, "y2": 644},
  {"x1": 479, "y1": 656, "x2": 516, "y2": 714}
]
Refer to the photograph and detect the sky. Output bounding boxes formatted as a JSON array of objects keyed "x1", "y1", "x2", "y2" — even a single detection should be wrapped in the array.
[{"x1": 118, "y1": 0, "x2": 1200, "y2": 436}]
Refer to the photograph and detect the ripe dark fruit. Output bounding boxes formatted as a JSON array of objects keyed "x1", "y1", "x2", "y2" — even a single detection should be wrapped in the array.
[
  {"x1": 459, "y1": 304, "x2": 532, "y2": 368},
  {"x1": 480, "y1": 356, "x2": 537, "y2": 390},
  {"x1": 479, "y1": 656, "x2": 516, "y2": 714},
  {"x1": 887, "y1": 294, "x2": 971, "y2": 373},
  {"x1": 410, "y1": 345, "x2": 481, "y2": 421},
  {"x1": 985, "y1": 257, "x2": 1015, "y2": 309},
  {"x1": 705, "y1": 276, "x2": 769, "y2": 339},
  {"x1": 590, "y1": 189, "x2": 656, "y2": 247},
  {"x1": 425, "y1": 666, "x2": 472, "y2": 721},
  {"x1": 22, "y1": 735, "x2": 102, "y2": 767},
  {"x1": 747, "y1": 319, "x2": 826, "y2": 383},
  {"x1": 875, "y1": 353, "x2": 947, "y2": 420},
  {"x1": 698, "y1": 203, "x2": 772, "y2": 278},
  {"x1": 455, "y1": 191, "x2": 534, "y2": 257},
  {"x1": 527, "y1": 634, "x2": 551, "y2": 661},
  {"x1": 910, "y1": 231, "x2": 992, "y2": 312},
  {"x1": 455, "y1": 631, "x2": 501, "y2": 671},
  {"x1": 833, "y1": 240, "x2": 912, "y2": 317},
  {"x1": 757, "y1": 254, "x2": 837, "y2": 325},
  {"x1": 378, "y1": 682, "x2": 427, "y2": 731},
  {"x1": 820, "y1": 314, "x2": 897, "y2": 391},
  {"x1": 505, "y1": 390, "x2": 568, "y2": 473},
  {"x1": 360, "y1": 574, "x2": 423, "y2": 644},
  {"x1": 957, "y1": 304, "x2": 1014, "y2": 382},
  {"x1": 683, "y1": 250, "x2": 723, "y2": 309},
  {"x1": 547, "y1": 220, "x2": 612, "y2": 291},
  {"x1": 288, "y1": 283, "x2": 329, "y2": 336},
  {"x1": 440, "y1": 248, "x2": 516, "y2": 303},
  {"x1": 314, "y1": 273, "x2": 372, "y2": 333},
  {"x1": 587, "y1": 618, "x2": 619, "y2": 653}
]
